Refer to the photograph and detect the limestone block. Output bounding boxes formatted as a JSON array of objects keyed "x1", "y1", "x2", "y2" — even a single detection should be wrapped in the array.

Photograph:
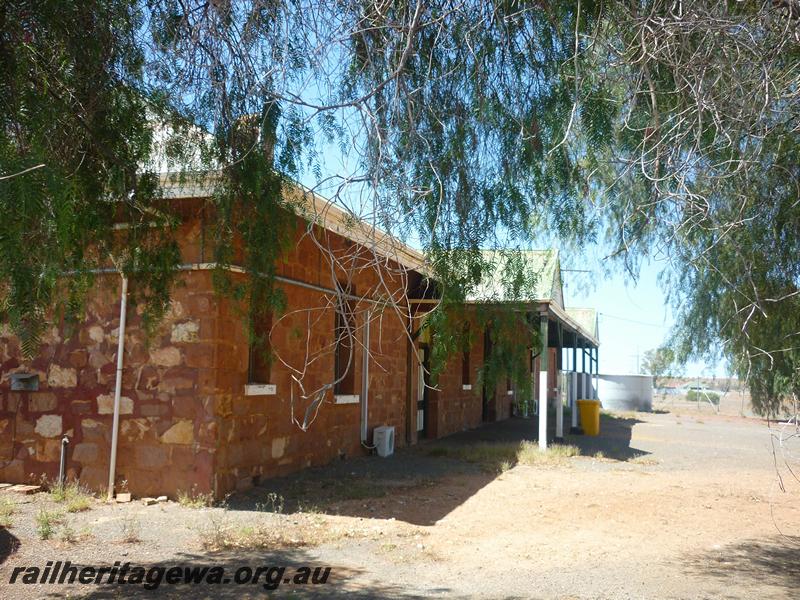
[
  {"x1": 171, "y1": 321, "x2": 199, "y2": 343},
  {"x1": 149, "y1": 347, "x2": 181, "y2": 367},
  {"x1": 34, "y1": 414, "x2": 62, "y2": 438},
  {"x1": 97, "y1": 394, "x2": 133, "y2": 415},
  {"x1": 47, "y1": 365, "x2": 77, "y2": 388},
  {"x1": 271, "y1": 437, "x2": 287, "y2": 459},
  {"x1": 160, "y1": 419, "x2": 194, "y2": 445},
  {"x1": 29, "y1": 393, "x2": 57, "y2": 412}
]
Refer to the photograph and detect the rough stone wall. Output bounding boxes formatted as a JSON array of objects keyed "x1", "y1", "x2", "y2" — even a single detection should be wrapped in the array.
[
  {"x1": 0, "y1": 269, "x2": 220, "y2": 496},
  {"x1": 212, "y1": 219, "x2": 412, "y2": 496},
  {"x1": 0, "y1": 200, "x2": 548, "y2": 498},
  {"x1": 0, "y1": 203, "x2": 418, "y2": 498},
  {"x1": 425, "y1": 315, "x2": 547, "y2": 438},
  {"x1": 424, "y1": 318, "x2": 486, "y2": 439}
]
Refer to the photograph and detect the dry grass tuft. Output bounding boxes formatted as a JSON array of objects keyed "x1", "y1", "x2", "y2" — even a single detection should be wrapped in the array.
[
  {"x1": 177, "y1": 485, "x2": 215, "y2": 509},
  {"x1": 426, "y1": 441, "x2": 580, "y2": 472},
  {"x1": 119, "y1": 515, "x2": 141, "y2": 543},
  {"x1": 50, "y1": 481, "x2": 94, "y2": 513},
  {"x1": 0, "y1": 497, "x2": 15, "y2": 527},
  {"x1": 199, "y1": 513, "x2": 350, "y2": 551},
  {"x1": 630, "y1": 454, "x2": 659, "y2": 466}
]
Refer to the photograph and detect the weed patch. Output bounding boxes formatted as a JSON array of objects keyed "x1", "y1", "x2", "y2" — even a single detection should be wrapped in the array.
[
  {"x1": 50, "y1": 481, "x2": 93, "y2": 513},
  {"x1": 426, "y1": 441, "x2": 580, "y2": 472},
  {"x1": 0, "y1": 497, "x2": 15, "y2": 527},
  {"x1": 177, "y1": 485, "x2": 214, "y2": 509},
  {"x1": 36, "y1": 509, "x2": 63, "y2": 540},
  {"x1": 119, "y1": 515, "x2": 141, "y2": 543}
]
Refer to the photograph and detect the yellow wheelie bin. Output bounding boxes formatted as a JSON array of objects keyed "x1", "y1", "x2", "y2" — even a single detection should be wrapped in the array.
[{"x1": 577, "y1": 399, "x2": 601, "y2": 436}]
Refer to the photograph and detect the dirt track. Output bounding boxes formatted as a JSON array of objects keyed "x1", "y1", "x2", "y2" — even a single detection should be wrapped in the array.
[{"x1": 1, "y1": 407, "x2": 798, "y2": 599}]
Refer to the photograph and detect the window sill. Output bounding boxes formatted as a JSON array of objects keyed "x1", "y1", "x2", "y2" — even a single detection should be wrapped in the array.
[
  {"x1": 462, "y1": 384, "x2": 472, "y2": 391},
  {"x1": 333, "y1": 394, "x2": 360, "y2": 405},
  {"x1": 244, "y1": 383, "x2": 276, "y2": 396}
]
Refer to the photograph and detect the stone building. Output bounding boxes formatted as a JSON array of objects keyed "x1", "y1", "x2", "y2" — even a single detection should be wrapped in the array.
[{"x1": 0, "y1": 180, "x2": 598, "y2": 498}]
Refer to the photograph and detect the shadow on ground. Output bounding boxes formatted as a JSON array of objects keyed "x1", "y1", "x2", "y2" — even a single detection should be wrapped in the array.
[
  {"x1": 0, "y1": 528, "x2": 19, "y2": 564},
  {"x1": 34, "y1": 549, "x2": 453, "y2": 599},
  {"x1": 227, "y1": 446, "x2": 493, "y2": 526},
  {"x1": 566, "y1": 413, "x2": 647, "y2": 461},
  {"x1": 227, "y1": 414, "x2": 648, "y2": 526},
  {"x1": 684, "y1": 535, "x2": 800, "y2": 596}
]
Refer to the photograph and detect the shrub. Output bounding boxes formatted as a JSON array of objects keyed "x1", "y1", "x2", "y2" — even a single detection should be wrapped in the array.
[{"x1": 687, "y1": 390, "x2": 720, "y2": 405}]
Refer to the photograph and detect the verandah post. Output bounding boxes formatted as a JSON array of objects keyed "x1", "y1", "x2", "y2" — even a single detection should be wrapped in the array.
[{"x1": 538, "y1": 313, "x2": 549, "y2": 450}]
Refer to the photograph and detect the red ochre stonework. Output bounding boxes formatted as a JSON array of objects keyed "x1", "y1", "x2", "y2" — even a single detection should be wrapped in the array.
[{"x1": 0, "y1": 204, "x2": 533, "y2": 499}]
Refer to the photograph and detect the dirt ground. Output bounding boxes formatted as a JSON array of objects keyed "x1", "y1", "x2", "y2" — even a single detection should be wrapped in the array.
[{"x1": 1, "y1": 405, "x2": 799, "y2": 599}]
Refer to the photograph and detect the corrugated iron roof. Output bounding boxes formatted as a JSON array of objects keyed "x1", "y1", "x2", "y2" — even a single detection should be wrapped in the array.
[
  {"x1": 565, "y1": 307, "x2": 598, "y2": 339},
  {"x1": 468, "y1": 249, "x2": 563, "y2": 308}
]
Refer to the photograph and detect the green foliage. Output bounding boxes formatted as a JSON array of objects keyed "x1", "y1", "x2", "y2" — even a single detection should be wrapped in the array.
[
  {"x1": 641, "y1": 347, "x2": 676, "y2": 388},
  {"x1": 342, "y1": 3, "x2": 604, "y2": 384},
  {"x1": 574, "y1": 3, "x2": 800, "y2": 415},
  {"x1": 657, "y1": 128, "x2": 800, "y2": 416},
  {"x1": 0, "y1": 0, "x2": 180, "y2": 353},
  {"x1": 0, "y1": 1, "x2": 612, "y2": 411},
  {"x1": 687, "y1": 390, "x2": 720, "y2": 406}
]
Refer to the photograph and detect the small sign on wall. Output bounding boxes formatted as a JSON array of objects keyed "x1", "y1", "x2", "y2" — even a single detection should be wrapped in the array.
[
  {"x1": 244, "y1": 383, "x2": 276, "y2": 396},
  {"x1": 333, "y1": 394, "x2": 360, "y2": 405}
]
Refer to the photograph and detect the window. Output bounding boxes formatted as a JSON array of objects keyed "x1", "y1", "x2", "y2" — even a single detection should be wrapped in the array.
[
  {"x1": 248, "y1": 309, "x2": 272, "y2": 384},
  {"x1": 461, "y1": 323, "x2": 471, "y2": 387},
  {"x1": 334, "y1": 284, "x2": 356, "y2": 395}
]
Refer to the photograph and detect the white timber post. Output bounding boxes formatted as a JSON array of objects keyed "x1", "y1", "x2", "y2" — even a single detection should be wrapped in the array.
[
  {"x1": 571, "y1": 338, "x2": 579, "y2": 429},
  {"x1": 555, "y1": 324, "x2": 563, "y2": 440},
  {"x1": 538, "y1": 314, "x2": 549, "y2": 450},
  {"x1": 594, "y1": 347, "x2": 599, "y2": 400}
]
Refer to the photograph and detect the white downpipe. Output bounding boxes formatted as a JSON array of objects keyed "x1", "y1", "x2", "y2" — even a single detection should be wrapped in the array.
[
  {"x1": 360, "y1": 313, "x2": 370, "y2": 444},
  {"x1": 106, "y1": 275, "x2": 128, "y2": 501}
]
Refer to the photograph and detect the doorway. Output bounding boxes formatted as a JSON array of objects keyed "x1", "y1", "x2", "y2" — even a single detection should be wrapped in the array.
[{"x1": 417, "y1": 345, "x2": 430, "y2": 437}]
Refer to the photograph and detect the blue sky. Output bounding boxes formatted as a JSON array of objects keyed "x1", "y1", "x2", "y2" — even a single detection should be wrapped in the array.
[{"x1": 562, "y1": 253, "x2": 721, "y2": 378}]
